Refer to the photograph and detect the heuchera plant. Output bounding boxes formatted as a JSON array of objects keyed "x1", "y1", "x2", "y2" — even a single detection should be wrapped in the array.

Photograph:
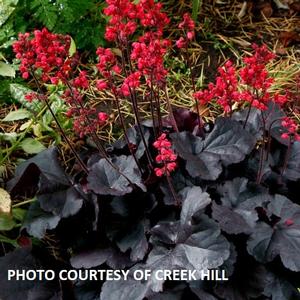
[{"x1": 1, "y1": 0, "x2": 300, "y2": 299}]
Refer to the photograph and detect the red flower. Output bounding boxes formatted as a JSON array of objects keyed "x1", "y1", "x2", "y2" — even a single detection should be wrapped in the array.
[
  {"x1": 153, "y1": 133, "x2": 177, "y2": 177},
  {"x1": 120, "y1": 71, "x2": 141, "y2": 96},
  {"x1": 13, "y1": 28, "x2": 73, "y2": 83},
  {"x1": 96, "y1": 80, "x2": 108, "y2": 91},
  {"x1": 73, "y1": 71, "x2": 89, "y2": 89},
  {"x1": 179, "y1": 13, "x2": 195, "y2": 31},
  {"x1": 98, "y1": 112, "x2": 109, "y2": 123},
  {"x1": 285, "y1": 219, "x2": 294, "y2": 226},
  {"x1": 176, "y1": 13, "x2": 195, "y2": 49},
  {"x1": 176, "y1": 37, "x2": 186, "y2": 49},
  {"x1": 131, "y1": 37, "x2": 170, "y2": 85},
  {"x1": 103, "y1": 0, "x2": 137, "y2": 42},
  {"x1": 281, "y1": 117, "x2": 300, "y2": 141}
]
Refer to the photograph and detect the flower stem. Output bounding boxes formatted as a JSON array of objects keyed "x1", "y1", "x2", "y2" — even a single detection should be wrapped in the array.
[
  {"x1": 185, "y1": 42, "x2": 202, "y2": 131},
  {"x1": 281, "y1": 137, "x2": 293, "y2": 177},
  {"x1": 31, "y1": 71, "x2": 88, "y2": 174},
  {"x1": 164, "y1": 87, "x2": 179, "y2": 132},
  {"x1": 256, "y1": 111, "x2": 266, "y2": 184},
  {"x1": 166, "y1": 174, "x2": 179, "y2": 206}
]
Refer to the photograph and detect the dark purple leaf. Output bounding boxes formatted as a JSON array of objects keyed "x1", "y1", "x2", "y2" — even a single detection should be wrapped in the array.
[
  {"x1": 171, "y1": 131, "x2": 220, "y2": 180},
  {"x1": 116, "y1": 222, "x2": 148, "y2": 262},
  {"x1": 214, "y1": 263, "x2": 268, "y2": 300},
  {"x1": 232, "y1": 107, "x2": 263, "y2": 139},
  {"x1": 247, "y1": 195, "x2": 300, "y2": 271},
  {"x1": 113, "y1": 126, "x2": 150, "y2": 159},
  {"x1": 151, "y1": 215, "x2": 230, "y2": 276},
  {"x1": 179, "y1": 186, "x2": 211, "y2": 226},
  {"x1": 263, "y1": 271, "x2": 300, "y2": 300},
  {"x1": 232, "y1": 102, "x2": 285, "y2": 139},
  {"x1": 212, "y1": 178, "x2": 271, "y2": 234},
  {"x1": 282, "y1": 142, "x2": 300, "y2": 181},
  {"x1": 151, "y1": 186, "x2": 211, "y2": 244},
  {"x1": 172, "y1": 108, "x2": 199, "y2": 132},
  {"x1": 189, "y1": 281, "x2": 218, "y2": 300},
  {"x1": 23, "y1": 202, "x2": 60, "y2": 239},
  {"x1": 70, "y1": 248, "x2": 112, "y2": 269},
  {"x1": 171, "y1": 118, "x2": 255, "y2": 180},
  {"x1": 102, "y1": 214, "x2": 230, "y2": 300},
  {"x1": 203, "y1": 118, "x2": 255, "y2": 166},
  {"x1": 0, "y1": 247, "x2": 61, "y2": 300},
  {"x1": 71, "y1": 247, "x2": 133, "y2": 270},
  {"x1": 87, "y1": 155, "x2": 146, "y2": 196},
  {"x1": 7, "y1": 147, "x2": 69, "y2": 196},
  {"x1": 38, "y1": 186, "x2": 83, "y2": 218}
]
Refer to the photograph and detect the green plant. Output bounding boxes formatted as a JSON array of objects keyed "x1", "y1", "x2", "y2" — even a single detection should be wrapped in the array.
[{"x1": 0, "y1": 83, "x2": 71, "y2": 165}]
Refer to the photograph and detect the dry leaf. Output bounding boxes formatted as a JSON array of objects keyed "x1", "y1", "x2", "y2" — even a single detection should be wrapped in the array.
[
  {"x1": 259, "y1": 2, "x2": 273, "y2": 17},
  {"x1": 0, "y1": 188, "x2": 11, "y2": 214},
  {"x1": 275, "y1": 46, "x2": 288, "y2": 55},
  {"x1": 290, "y1": 2, "x2": 300, "y2": 12},
  {"x1": 279, "y1": 31, "x2": 300, "y2": 47}
]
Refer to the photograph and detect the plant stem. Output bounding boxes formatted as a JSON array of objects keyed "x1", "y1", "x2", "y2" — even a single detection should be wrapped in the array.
[
  {"x1": 265, "y1": 117, "x2": 284, "y2": 161},
  {"x1": 64, "y1": 80, "x2": 110, "y2": 159},
  {"x1": 31, "y1": 71, "x2": 88, "y2": 174},
  {"x1": 64, "y1": 79, "x2": 134, "y2": 185},
  {"x1": 149, "y1": 72, "x2": 158, "y2": 137},
  {"x1": 129, "y1": 87, "x2": 153, "y2": 167},
  {"x1": 281, "y1": 137, "x2": 293, "y2": 177},
  {"x1": 12, "y1": 198, "x2": 36, "y2": 208},
  {"x1": 185, "y1": 42, "x2": 202, "y2": 131},
  {"x1": 121, "y1": 40, "x2": 153, "y2": 167},
  {"x1": 154, "y1": 86, "x2": 163, "y2": 130},
  {"x1": 166, "y1": 173, "x2": 179, "y2": 206},
  {"x1": 243, "y1": 99, "x2": 253, "y2": 129},
  {"x1": 110, "y1": 84, "x2": 143, "y2": 174},
  {"x1": 164, "y1": 87, "x2": 179, "y2": 132},
  {"x1": 256, "y1": 111, "x2": 266, "y2": 184}
]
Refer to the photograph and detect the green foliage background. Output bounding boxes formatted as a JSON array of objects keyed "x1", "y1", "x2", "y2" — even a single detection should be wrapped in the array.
[{"x1": 0, "y1": 0, "x2": 106, "y2": 51}]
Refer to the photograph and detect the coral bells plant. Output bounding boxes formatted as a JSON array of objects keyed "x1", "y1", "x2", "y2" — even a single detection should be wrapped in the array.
[{"x1": 2, "y1": 0, "x2": 300, "y2": 299}]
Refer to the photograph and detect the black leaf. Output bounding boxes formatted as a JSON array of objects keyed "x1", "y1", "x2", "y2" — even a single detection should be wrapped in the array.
[
  {"x1": 23, "y1": 202, "x2": 60, "y2": 239},
  {"x1": 247, "y1": 195, "x2": 300, "y2": 271},
  {"x1": 171, "y1": 118, "x2": 255, "y2": 180},
  {"x1": 7, "y1": 147, "x2": 69, "y2": 196},
  {"x1": 212, "y1": 178, "x2": 271, "y2": 234},
  {"x1": 0, "y1": 247, "x2": 61, "y2": 300},
  {"x1": 87, "y1": 155, "x2": 146, "y2": 196}
]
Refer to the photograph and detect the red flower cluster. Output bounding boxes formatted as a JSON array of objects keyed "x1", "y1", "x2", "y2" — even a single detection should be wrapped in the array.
[
  {"x1": 176, "y1": 13, "x2": 195, "y2": 49},
  {"x1": 194, "y1": 60, "x2": 239, "y2": 113},
  {"x1": 239, "y1": 44, "x2": 276, "y2": 110},
  {"x1": 13, "y1": 28, "x2": 72, "y2": 83},
  {"x1": 120, "y1": 71, "x2": 141, "y2": 96},
  {"x1": 96, "y1": 47, "x2": 121, "y2": 79},
  {"x1": 131, "y1": 37, "x2": 170, "y2": 86},
  {"x1": 66, "y1": 107, "x2": 108, "y2": 138},
  {"x1": 194, "y1": 44, "x2": 287, "y2": 113},
  {"x1": 103, "y1": 0, "x2": 169, "y2": 43},
  {"x1": 136, "y1": 0, "x2": 170, "y2": 33},
  {"x1": 153, "y1": 133, "x2": 177, "y2": 177},
  {"x1": 103, "y1": 0, "x2": 137, "y2": 42},
  {"x1": 73, "y1": 71, "x2": 89, "y2": 89},
  {"x1": 281, "y1": 117, "x2": 300, "y2": 141}
]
